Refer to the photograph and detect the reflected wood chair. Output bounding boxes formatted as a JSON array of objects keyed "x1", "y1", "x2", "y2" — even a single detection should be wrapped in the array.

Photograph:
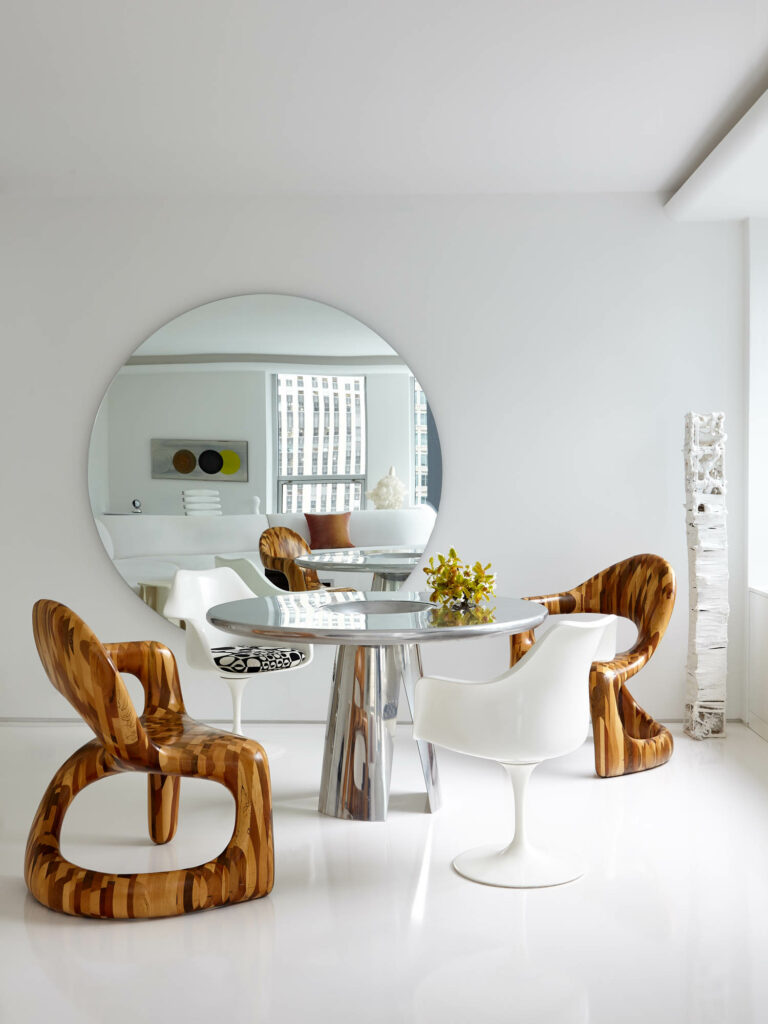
[
  {"x1": 25, "y1": 600, "x2": 274, "y2": 919},
  {"x1": 509, "y1": 554, "x2": 676, "y2": 779},
  {"x1": 259, "y1": 526, "x2": 325, "y2": 591}
]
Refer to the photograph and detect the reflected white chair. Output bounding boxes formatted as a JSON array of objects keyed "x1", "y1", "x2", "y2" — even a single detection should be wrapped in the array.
[
  {"x1": 182, "y1": 489, "x2": 222, "y2": 516},
  {"x1": 214, "y1": 554, "x2": 285, "y2": 596},
  {"x1": 413, "y1": 615, "x2": 616, "y2": 888},
  {"x1": 164, "y1": 567, "x2": 312, "y2": 734}
]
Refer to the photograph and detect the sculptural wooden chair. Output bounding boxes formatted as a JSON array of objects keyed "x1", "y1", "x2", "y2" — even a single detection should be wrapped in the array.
[
  {"x1": 259, "y1": 526, "x2": 324, "y2": 591},
  {"x1": 25, "y1": 600, "x2": 274, "y2": 919},
  {"x1": 509, "y1": 554, "x2": 676, "y2": 778}
]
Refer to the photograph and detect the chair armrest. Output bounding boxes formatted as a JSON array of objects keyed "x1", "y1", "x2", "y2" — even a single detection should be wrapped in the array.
[
  {"x1": 104, "y1": 641, "x2": 186, "y2": 714},
  {"x1": 508, "y1": 594, "x2": 573, "y2": 666},
  {"x1": 594, "y1": 643, "x2": 653, "y2": 686},
  {"x1": 509, "y1": 592, "x2": 648, "y2": 683},
  {"x1": 260, "y1": 553, "x2": 320, "y2": 591}
]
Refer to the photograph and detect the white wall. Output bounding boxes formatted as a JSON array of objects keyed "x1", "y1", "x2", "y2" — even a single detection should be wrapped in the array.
[
  {"x1": 87, "y1": 398, "x2": 109, "y2": 513},
  {"x1": 748, "y1": 220, "x2": 768, "y2": 590},
  {"x1": 747, "y1": 220, "x2": 768, "y2": 737},
  {"x1": 0, "y1": 195, "x2": 746, "y2": 723},
  {"x1": 365, "y1": 371, "x2": 414, "y2": 505},
  {"x1": 102, "y1": 367, "x2": 271, "y2": 515},
  {"x1": 748, "y1": 590, "x2": 768, "y2": 741}
]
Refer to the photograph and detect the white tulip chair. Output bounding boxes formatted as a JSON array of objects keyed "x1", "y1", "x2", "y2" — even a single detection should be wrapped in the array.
[
  {"x1": 413, "y1": 615, "x2": 616, "y2": 888},
  {"x1": 164, "y1": 567, "x2": 313, "y2": 734}
]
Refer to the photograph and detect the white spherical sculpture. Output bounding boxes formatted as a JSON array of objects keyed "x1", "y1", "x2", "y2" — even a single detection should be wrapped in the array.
[{"x1": 367, "y1": 466, "x2": 406, "y2": 509}]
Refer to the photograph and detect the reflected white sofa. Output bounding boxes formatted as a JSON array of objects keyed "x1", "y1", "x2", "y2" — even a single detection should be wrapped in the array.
[
  {"x1": 269, "y1": 507, "x2": 436, "y2": 550},
  {"x1": 96, "y1": 507, "x2": 436, "y2": 594}
]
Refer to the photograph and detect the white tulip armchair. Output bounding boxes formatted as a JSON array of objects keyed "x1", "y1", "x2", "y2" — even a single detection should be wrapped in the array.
[
  {"x1": 164, "y1": 567, "x2": 313, "y2": 734},
  {"x1": 413, "y1": 615, "x2": 616, "y2": 888}
]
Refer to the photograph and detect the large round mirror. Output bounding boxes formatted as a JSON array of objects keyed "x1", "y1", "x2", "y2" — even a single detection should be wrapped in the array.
[{"x1": 88, "y1": 294, "x2": 442, "y2": 616}]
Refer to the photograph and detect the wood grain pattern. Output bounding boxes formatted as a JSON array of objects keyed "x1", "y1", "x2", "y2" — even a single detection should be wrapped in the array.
[
  {"x1": 25, "y1": 600, "x2": 274, "y2": 918},
  {"x1": 259, "y1": 527, "x2": 323, "y2": 591},
  {"x1": 147, "y1": 773, "x2": 180, "y2": 845},
  {"x1": 509, "y1": 554, "x2": 676, "y2": 778},
  {"x1": 338, "y1": 647, "x2": 373, "y2": 821}
]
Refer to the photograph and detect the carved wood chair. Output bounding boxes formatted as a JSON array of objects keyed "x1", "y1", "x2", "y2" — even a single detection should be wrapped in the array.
[
  {"x1": 259, "y1": 526, "x2": 324, "y2": 591},
  {"x1": 509, "y1": 554, "x2": 676, "y2": 778},
  {"x1": 26, "y1": 600, "x2": 274, "y2": 918}
]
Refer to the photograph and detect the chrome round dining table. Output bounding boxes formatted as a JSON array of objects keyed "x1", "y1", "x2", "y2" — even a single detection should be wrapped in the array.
[
  {"x1": 294, "y1": 547, "x2": 422, "y2": 591},
  {"x1": 208, "y1": 590, "x2": 547, "y2": 822}
]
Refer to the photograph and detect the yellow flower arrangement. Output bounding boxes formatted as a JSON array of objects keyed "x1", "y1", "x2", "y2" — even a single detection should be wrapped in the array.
[{"x1": 423, "y1": 548, "x2": 496, "y2": 608}]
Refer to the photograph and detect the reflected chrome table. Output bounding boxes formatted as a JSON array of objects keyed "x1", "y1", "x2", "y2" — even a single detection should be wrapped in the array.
[
  {"x1": 208, "y1": 591, "x2": 547, "y2": 822},
  {"x1": 295, "y1": 547, "x2": 422, "y2": 591}
]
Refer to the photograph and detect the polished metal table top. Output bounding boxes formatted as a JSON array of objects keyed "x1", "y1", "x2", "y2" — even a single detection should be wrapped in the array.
[
  {"x1": 294, "y1": 548, "x2": 422, "y2": 575},
  {"x1": 208, "y1": 590, "x2": 547, "y2": 647}
]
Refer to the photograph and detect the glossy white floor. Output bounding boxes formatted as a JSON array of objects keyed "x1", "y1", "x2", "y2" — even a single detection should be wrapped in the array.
[{"x1": 1, "y1": 721, "x2": 767, "y2": 1024}]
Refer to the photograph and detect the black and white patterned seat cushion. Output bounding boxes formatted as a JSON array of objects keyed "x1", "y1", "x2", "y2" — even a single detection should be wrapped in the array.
[{"x1": 210, "y1": 646, "x2": 307, "y2": 674}]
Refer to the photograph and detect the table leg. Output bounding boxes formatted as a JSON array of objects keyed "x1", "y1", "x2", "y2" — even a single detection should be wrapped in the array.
[
  {"x1": 398, "y1": 644, "x2": 441, "y2": 813},
  {"x1": 319, "y1": 645, "x2": 399, "y2": 820},
  {"x1": 318, "y1": 643, "x2": 441, "y2": 820},
  {"x1": 371, "y1": 574, "x2": 402, "y2": 592}
]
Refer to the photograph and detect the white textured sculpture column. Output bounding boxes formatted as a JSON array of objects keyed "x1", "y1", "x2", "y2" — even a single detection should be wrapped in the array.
[{"x1": 684, "y1": 412, "x2": 728, "y2": 739}]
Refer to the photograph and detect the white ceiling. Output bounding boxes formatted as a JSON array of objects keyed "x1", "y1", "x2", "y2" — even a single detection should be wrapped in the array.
[{"x1": 3, "y1": 0, "x2": 768, "y2": 196}]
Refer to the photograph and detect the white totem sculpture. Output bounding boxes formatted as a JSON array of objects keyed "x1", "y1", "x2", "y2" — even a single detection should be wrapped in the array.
[{"x1": 684, "y1": 412, "x2": 728, "y2": 739}]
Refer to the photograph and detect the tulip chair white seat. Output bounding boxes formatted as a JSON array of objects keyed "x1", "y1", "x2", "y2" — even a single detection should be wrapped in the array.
[
  {"x1": 164, "y1": 567, "x2": 313, "y2": 734},
  {"x1": 413, "y1": 616, "x2": 616, "y2": 888}
]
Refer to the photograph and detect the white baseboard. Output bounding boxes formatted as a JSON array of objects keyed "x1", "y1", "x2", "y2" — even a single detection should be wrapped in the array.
[{"x1": 748, "y1": 714, "x2": 768, "y2": 743}]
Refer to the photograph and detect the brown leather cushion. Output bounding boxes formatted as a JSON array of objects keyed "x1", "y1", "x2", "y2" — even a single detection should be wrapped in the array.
[{"x1": 304, "y1": 512, "x2": 354, "y2": 550}]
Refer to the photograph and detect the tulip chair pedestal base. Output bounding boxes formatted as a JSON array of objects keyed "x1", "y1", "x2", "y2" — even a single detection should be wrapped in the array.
[
  {"x1": 224, "y1": 676, "x2": 247, "y2": 735},
  {"x1": 451, "y1": 762, "x2": 584, "y2": 889},
  {"x1": 453, "y1": 844, "x2": 583, "y2": 888}
]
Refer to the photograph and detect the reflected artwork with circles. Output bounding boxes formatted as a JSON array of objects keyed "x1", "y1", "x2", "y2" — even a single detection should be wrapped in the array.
[{"x1": 151, "y1": 438, "x2": 248, "y2": 481}]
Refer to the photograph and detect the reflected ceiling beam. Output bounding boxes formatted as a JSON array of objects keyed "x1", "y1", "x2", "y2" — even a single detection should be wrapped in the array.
[
  {"x1": 666, "y1": 87, "x2": 768, "y2": 221},
  {"x1": 127, "y1": 353, "x2": 405, "y2": 367}
]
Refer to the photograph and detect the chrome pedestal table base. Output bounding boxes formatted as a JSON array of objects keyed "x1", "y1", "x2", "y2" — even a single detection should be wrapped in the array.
[
  {"x1": 370, "y1": 572, "x2": 410, "y2": 592},
  {"x1": 207, "y1": 592, "x2": 547, "y2": 824},
  {"x1": 319, "y1": 642, "x2": 439, "y2": 821}
]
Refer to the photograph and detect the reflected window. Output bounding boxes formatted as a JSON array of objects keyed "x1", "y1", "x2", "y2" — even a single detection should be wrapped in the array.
[
  {"x1": 276, "y1": 373, "x2": 366, "y2": 512},
  {"x1": 413, "y1": 379, "x2": 429, "y2": 505}
]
